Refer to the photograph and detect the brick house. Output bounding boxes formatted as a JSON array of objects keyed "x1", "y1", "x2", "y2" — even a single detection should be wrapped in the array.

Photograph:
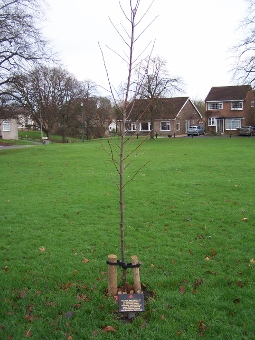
[
  {"x1": 205, "y1": 85, "x2": 255, "y2": 134},
  {"x1": 117, "y1": 97, "x2": 203, "y2": 137}
]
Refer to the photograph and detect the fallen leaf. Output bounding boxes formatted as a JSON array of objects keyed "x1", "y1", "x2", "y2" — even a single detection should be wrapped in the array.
[
  {"x1": 241, "y1": 218, "x2": 249, "y2": 221},
  {"x1": 233, "y1": 297, "x2": 240, "y2": 304},
  {"x1": 77, "y1": 294, "x2": 89, "y2": 301},
  {"x1": 160, "y1": 315, "x2": 165, "y2": 320},
  {"x1": 39, "y1": 247, "x2": 46, "y2": 252},
  {"x1": 205, "y1": 256, "x2": 210, "y2": 261},
  {"x1": 82, "y1": 259, "x2": 89, "y2": 263},
  {"x1": 24, "y1": 331, "x2": 32, "y2": 337},
  {"x1": 250, "y1": 258, "x2": 255, "y2": 264},
  {"x1": 64, "y1": 282, "x2": 72, "y2": 290},
  {"x1": 194, "y1": 278, "x2": 203, "y2": 289},
  {"x1": 102, "y1": 326, "x2": 116, "y2": 332},
  {"x1": 150, "y1": 264, "x2": 154, "y2": 268},
  {"x1": 180, "y1": 286, "x2": 186, "y2": 294},
  {"x1": 237, "y1": 281, "x2": 243, "y2": 288}
]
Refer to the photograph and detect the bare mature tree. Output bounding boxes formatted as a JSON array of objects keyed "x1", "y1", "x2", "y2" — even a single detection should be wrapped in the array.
[
  {"x1": 0, "y1": 0, "x2": 52, "y2": 92},
  {"x1": 79, "y1": 80, "x2": 98, "y2": 140},
  {"x1": 10, "y1": 66, "x2": 80, "y2": 139},
  {"x1": 100, "y1": 0, "x2": 156, "y2": 290},
  {"x1": 136, "y1": 56, "x2": 184, "y2": 138},
  {"x1": 232, "y1": 0, "x2": 255, "y2": 86},
  {"x1": 192, "y1": 99, "x2": 205, "y2": 118}
]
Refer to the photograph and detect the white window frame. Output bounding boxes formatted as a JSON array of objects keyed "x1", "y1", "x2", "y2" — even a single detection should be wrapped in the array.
[
  {"x1": 176, "y1": 122, "x2": 180, "y2": 131},
  {"x1": 225, "y1": 118, "x2": 241, "y2": 130},
  {"x1": 231, "y1": 101, "x2": 243, "y2": 110},
  {"x1": 160, "y1": 121, "x2": 170, "y2": 131},
  {"x1": 130, "y1": 122, "x2": 136, "y2": 131},
  {"x1": 207, "y1": 102, "x2": 223, "y2": 110},
  {"x1": 208, "y1": 117, "x2": 216, "y2": 126},
  {"x1": 251, "y1": 101, "x2": 254, "y2": 108},
  {"x1": 3, "y1": 120, "x2": 10, "y2": 132},
  {"x1": 140, "y1": 122, "x2": 151, "y2": 131}
]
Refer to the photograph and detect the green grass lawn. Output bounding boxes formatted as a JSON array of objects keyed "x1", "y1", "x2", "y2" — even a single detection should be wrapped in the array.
[{"x1": 0, "y1": 137, "x2": 255, "y2": 339}]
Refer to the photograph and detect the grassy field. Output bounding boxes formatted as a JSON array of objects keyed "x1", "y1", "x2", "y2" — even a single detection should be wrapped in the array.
[{"x1": 0, "y1": 136, "x2": 255, "y2": 339}]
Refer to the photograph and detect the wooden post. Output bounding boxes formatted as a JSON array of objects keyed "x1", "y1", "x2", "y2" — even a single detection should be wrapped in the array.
[
  {"x1": 131, "y1": 255, "x2": 141, "y2": 293},
  {"x1": 108, "y1": 254, "x2": 117, "y2": 296}
]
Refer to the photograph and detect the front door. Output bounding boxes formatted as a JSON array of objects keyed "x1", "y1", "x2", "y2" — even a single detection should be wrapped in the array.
[{"x1": 216, "y1": 119, "x2": 224, "y2": 133}]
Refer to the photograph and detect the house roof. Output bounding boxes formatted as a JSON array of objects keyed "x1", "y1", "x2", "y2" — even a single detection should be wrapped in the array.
[
  {"x1": 205, "y1": 85, "x2": 252, "y2": 102},
  {"x1": 128, "y1": 97, "x2": 201, "y2": 120}
]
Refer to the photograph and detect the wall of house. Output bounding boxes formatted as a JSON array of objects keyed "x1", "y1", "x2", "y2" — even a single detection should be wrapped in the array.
[
  {"x1": 243, "y1": 89, "x2": 255, "y2": 126},
  {"x1": 0, "y1": 119, "x2": 19, "y2": 140}
]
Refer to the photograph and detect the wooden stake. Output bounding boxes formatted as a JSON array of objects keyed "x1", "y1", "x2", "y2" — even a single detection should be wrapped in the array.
[
  {"x1": 131, "y1": 255, "x2": 141, "y2": 293},
  {"x1": 107, "y1": 254, "x2": 118, "y2": 296}
]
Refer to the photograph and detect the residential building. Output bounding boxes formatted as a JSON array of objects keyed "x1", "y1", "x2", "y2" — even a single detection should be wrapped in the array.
[
  {"x1": 205, "y1": 85, "x2": 255, "y2": 134},
  {"x1": 117, "y1": 97, "x2": 203, "y2": 137},
  {"x1": 0, "y1": 119, "x2": 18, "y2": 140}
]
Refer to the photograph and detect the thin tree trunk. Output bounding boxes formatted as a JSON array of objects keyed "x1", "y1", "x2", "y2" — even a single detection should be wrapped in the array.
[{"x1": 120, "y1": 120, "x2": 126, "y2": 290}]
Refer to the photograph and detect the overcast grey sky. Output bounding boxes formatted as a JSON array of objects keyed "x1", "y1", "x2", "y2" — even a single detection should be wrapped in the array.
[{"x1": 42, "y1": 0, "x2": 248, "y2": 100}]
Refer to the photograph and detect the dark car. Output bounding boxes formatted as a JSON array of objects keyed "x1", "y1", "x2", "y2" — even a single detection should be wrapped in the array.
[
  {"x1": 187, "y1": 125, "x2": 205, "y2": 136},
  {"x1": 238, "y1": 126, "x2": 255, "y2": 136}
]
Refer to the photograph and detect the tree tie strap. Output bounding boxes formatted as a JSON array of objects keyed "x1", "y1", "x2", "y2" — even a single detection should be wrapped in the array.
[{"x1": 107, "y1": 260, "x2": 141, "y2": 269}]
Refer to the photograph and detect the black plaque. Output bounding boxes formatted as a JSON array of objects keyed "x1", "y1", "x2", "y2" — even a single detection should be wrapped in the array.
[{"x1": 118, "y1": 294, "x2": 145, "y2": 313}]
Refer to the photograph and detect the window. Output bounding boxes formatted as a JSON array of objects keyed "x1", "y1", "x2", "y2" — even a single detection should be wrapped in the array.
[
  {"x1": 225, "y1": 118, "x2": 241, "y2": 130},
  {"x1": 140, "y1": 122, "x2": 151, "y2": 131},
  {"x1": 3, "y1": 120, "x2": 10, "y2": 131},
  {"x1": 160, "y1": 121, "x2": 170, "y2": 131},
  {"x1": 208, "y1": 117, "x2": 216, "y2": 126},
  {"x1": 231, "y1": 101, "x2": 243, "y2": 110},
  {"x1": 176, "y1": 122, "x2": 180, "y2": 131},
  {"x1": 251, "y1": 101, "x2": 254, "y2": 108},
  {"x1": 207, "y1": 102, "x2": 223, "y2": 110}
]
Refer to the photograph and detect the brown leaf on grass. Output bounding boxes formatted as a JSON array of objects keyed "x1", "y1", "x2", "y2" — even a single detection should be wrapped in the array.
[
  {"x1": 24, "y1": 331, "x2": 32, "y2": 337},
  {"x1": 250, "y1": 258, "x2": 255, "y2": 264},
  {"x1": 194, "y1": 278, "x2": 203, "y2": 289},
  {"x1": 233, "y1": 297, "x2": 240, "y2": 304},
  {"x1": 180, "y1": 286, "x2": 186, "y2": 294},
  {"x1": 211, "y1": 248, "x2": 216, "y2": 257},
  {"x1": 237, "y1": 281, "x2": 244, "y2": 288},
  {"x1": 63, "y1": 282, "x2": 72, "y2": 290},
  {"x1": 82, "y1": 259, "x2": 89, "y2": 263},
  {"x1": 205, "y1": 256, "x2": 210, "y2": 261},
  {"x1": 102, "y1": 326, "x2": 116, "y2": 332},
  {"x1": 241, "y1": 217, "x2": 249, "y2": 221},
  {"x1": 39, "y1": 247, "x2": 46, "y2": 252},
  {"x1": 77, "y1": 294, "x2": 89, "y2": 301},
  {"x1": 160, "y1": 315, "x2": 165, "y2": 320}
]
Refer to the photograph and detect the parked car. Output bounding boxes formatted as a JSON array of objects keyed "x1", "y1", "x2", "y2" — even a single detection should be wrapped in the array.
[
  {"x1": 238, "y1": 126, "x2": 255, "y2": 136},
  {"x1": 187, "y1": 126, "x2": 205, "y2": 136}
]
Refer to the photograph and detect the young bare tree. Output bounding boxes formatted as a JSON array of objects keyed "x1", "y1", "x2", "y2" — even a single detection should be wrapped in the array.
[
  {"x1": 100, "y1": 0, "x2": 157, "y2": 290},
  {"x1": 136, "y1": 56, "x2": 184, "y2": 138}
]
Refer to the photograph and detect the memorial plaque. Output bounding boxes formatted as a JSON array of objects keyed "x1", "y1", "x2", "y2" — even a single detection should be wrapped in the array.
[{"x1": 118, "y1": 294, "x2": 145, "y2": 313}]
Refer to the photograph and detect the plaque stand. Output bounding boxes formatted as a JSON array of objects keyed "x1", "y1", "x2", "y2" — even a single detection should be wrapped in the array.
[{"x1": 107, "y1": 255, "x2": 144, "y2": 317}]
